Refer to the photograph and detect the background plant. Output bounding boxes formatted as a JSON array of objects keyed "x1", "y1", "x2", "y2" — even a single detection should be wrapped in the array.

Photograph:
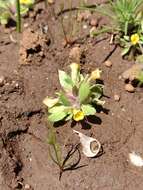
[
  {"x1": 86, "y1": 0, "x2": 143, "y2": 58},
  {"x1": 0, "y1": 0, "x2": 35, "y2": 25},
  {"x1": 43, "y1": 63, "x2": 104, "y2": 123},
  {"x1": 120, "y1": 33, "x2": 143, "y2": 57},
  {"x1": 91, "y1": 0, "x2": 143, "y2": 36}
]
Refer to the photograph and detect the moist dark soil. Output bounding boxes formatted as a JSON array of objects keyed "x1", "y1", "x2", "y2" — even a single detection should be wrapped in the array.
[{"x1": 0, "y1": 1, "x2": 143, "y2": 190}]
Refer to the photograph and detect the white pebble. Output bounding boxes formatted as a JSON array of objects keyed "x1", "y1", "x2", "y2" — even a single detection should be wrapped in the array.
[{"x1": 129, "y1": 152, "x2": 143, "y2": 167}]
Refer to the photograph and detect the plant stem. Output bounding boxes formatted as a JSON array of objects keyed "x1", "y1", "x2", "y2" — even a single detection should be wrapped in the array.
[
  {"x1": 16, "y1": 0, "x2": 21, "y2": 33},
  {"x1": 45, "y1": 0, "x2": 48, "y2": 8}
]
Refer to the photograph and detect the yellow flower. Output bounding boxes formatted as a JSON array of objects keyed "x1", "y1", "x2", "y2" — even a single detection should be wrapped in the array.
[
  {"x1": 73, "y1": 109, "x2": 84, "y2": 121},
  {"x1": 131, "y1": 34, "x2": 139, "y2": 45},
  {"x1": 90, "y1": 69, "x2": 102, "y2": 80},
  {"x1": 20, "y1": 0, "x2": 33, "y2": 5},
  {"x1": 43, "y1": 97, "x2": 59, "y2": 108}
]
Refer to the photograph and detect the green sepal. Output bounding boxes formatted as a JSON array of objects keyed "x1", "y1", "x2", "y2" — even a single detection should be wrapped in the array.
[
  {"x1": 121, "y1": 46, "x2": 131, "y2": 56},
  {"x1": 65, "y1": 113, "x2": 73, "y2": 121},
  {"x1": 81, "y1": 104, "x2": 96, "y2": 116}
]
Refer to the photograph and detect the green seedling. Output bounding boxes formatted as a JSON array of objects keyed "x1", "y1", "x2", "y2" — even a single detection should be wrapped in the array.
[
  {"x1": 43, "y1": 63, "x2": 104, "y2": 123},
  {"x1": 48, "y1": 125, "x2": 81, "y2": 179},
  {"x1": 0, "y1": 0, "x2": 35, "y2": 25}
]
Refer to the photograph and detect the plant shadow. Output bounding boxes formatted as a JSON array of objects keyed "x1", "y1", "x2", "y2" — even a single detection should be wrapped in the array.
[{"x1": 6, "y1": 19, "x2": 16, "y2": 28}]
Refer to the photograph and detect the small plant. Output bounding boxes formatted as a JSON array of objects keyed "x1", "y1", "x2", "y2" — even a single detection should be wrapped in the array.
[
  {"x1": 0, "y1": 0, "x2": 35, "y2": 25},
  {"x1": 48, "y1": 125, "x2": 81, "y2": 179},
  {"x1": 93, "y1": 0, "x2": 143, "y2": 36},
  {"x1": 121, "y1": 33, "x2": 143, "y2": 57},
  {"x1": 43, "y1": 63, "x2": 104, "y2": 123},
  {"x1": 85, "y1": 0, "x2": 143, "y2": 58}
]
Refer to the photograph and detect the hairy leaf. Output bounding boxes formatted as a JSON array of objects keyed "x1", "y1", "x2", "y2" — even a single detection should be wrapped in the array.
[
  {"x1": 79, "y1": 81, "x2": 90, "y2": 103},
  {"x1": 59, "y1": 70, "x2": 73, "y2": 91},
  {"x1": 48, "y1": 111, "x2": 67, "y2": 122},
  {"x1": 81, "y1": 104, "x2": 96, "y2": 116}
]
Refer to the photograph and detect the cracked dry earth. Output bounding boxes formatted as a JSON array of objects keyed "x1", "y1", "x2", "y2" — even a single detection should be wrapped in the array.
[{"x1": 1, "y1": 1, "x2": 143, "y2": 190}]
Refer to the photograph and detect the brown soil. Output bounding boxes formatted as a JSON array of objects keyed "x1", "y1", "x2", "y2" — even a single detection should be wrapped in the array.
[{"x1": 0, "y1": 1, "x2": 143, "y2": 190}]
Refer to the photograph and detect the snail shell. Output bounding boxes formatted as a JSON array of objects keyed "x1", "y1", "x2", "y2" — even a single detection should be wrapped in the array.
[{"x1": 73, "y1": 130, "x2": 101, "y2": 157}]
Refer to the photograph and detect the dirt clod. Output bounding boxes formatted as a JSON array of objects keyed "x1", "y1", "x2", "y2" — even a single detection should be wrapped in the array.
[
  {"x1": 125, "y1": 83, "x2": 135, "y2": 92},
  {"x1": 90, "y1": 18, "x2": 98, "y2": 27},
  {"x1": 19, "y1": 28, "x2": 50, "y2": 64},
  {"x1": 69, "y1": 46, "x2": 82, "y2": 63}
]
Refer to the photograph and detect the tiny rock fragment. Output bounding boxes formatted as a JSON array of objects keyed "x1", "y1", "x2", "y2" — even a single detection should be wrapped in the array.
[
  {"x1": 0, "y1": 76, "x2": 5, "y2": 87},
  {"x1": 48, "y1": 0, "x2": 54, "y2": 4},
  {"x1": 69, "y1": 46, "x2": 81, "y2": 63},
  {"x1": 114, "y1": 94, "x2": 120, "y2": 101},
  {"x1": 25, "y1": 184, "x2": 31, "y2": 189},
  {"x1": 125, "y1": 84, "x2": 135, "y2": 92},
  {"x1": 104, "y1": 60, "x2": 112, "y2": 67},
  {"x1": 90, "y1": 18, "x2": 98, "y2": 27},
  {"x1": 83, "y1": 24, "x2": 88, "y2": 29},
  {"x1": 24, "y1": 23, "x2": 29, "y2": 28},
  {"x1": 122, "y1": 63, "x2": 143, "y2": 81}
]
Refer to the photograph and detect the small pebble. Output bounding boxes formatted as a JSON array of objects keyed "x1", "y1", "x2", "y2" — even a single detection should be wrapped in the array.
[
  {"x1": 118, "y1": 75, "x2": 122, "y2": 80},
  {"x1": 48, "y1": 0, "x2": 54, "y2": 4},
  {"x1": 15, "y1": 83, "x2": 19, "y2": 88},
  {"x1": 104, "y1": 60, "x2": 112, "y2": 67},
  {"x1": 114, "y1": 94, "x2": 120, "y2": 101},
  {"x1": 25, "y1": 184, "x2": 31, "y2": 189},
  {"x1": 0, "y1": 76, "x2": 5, "y2": 87},
  {"x1": 90, "y1": 18, "x2": 98, "y2": 26},
  {"x1": 83, "y1": 24, "x2": 88, "y2": 29},
  {"x1": 24, "y1": 23, "x2": 29, "y2": 28},
  {"x1": 125, "y1": 84, "x2": 135, "y2": 92}
]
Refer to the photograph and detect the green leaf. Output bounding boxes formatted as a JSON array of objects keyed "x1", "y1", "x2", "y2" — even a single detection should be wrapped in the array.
[
  {"x1": 0, "y1": 12, "x2": 10, "y2": 25},
  {"x1": 48, "y1": 111, "x2": 67, "y2": 122},
  {"x1": 48, "y1": 105, "x2": 66, "y2": 113},
  {"x1": 65, "y1": 113, "x2": 73, "y2": 121},
  {"x1": 79, "y1": 81, "x2": 90, "y2": 103},
  {"x1": 121, "y1": 46, "x2": 131, "y2": 56},
  {"x1": 81, "y1": 104, "x2": 96, "y2": 116},
  {"x1": 91, "y1": 85, "x2": 103, "y2": 99},
  {"x1": 58, "y1": 70, "x2": 73, "y2": 91},
  {"x1": 58, "y1": 92, "x2": 70, "y2": 106}
]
